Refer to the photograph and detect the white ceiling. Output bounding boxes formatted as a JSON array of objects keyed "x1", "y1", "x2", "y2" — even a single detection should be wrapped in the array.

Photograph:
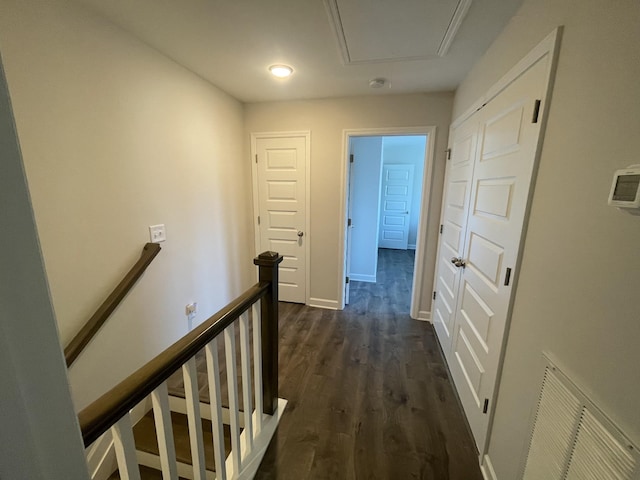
[{"x1": 76, "y1": 0, "x2": 524, "y2": 103}]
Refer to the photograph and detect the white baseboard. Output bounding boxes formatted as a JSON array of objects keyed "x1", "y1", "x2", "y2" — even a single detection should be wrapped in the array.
[
  {"x1": 415, "y1": 310, "x2": 431, "y2": 322},
  {"x1": 235, "y1": 398, "x2": 287, "y2": 479},
  {"x1": 480, "y1": 454, "x2": 498, "y2": 480},
  {"x1": 308, "y1": 297, "x2": 339, "y2": 310},
  {"x1": 408, "y1": 244, "x2": 417, "y2": 250},
  {"x1": 349, "y1": 273, "x2": 376, "y2": 283}
]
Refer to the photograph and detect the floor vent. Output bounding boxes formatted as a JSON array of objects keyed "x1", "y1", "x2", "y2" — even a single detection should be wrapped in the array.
[{"x1": 522, "y1": 356, "x2": 638, "y2": 479}]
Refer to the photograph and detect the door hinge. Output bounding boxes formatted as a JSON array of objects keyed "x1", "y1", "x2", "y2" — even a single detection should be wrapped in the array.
[
  {"x1": 257, "y1": 216, "x2": 260, "y2": 225},
  {"x1": 433, "y1": 291, "x2": 437, "y2": 300},
  {"x1": 346, "y1": 276, "x2": 350, "y2": 284},
  {"x1": 439, "y1": 224, "x2": 444, "y2": 234},
  {"x1": 532, "y1": 99, "x2": 541, "y2": 124},
  {"x1": 255, "y1": 153, "x2": 258, "y2": 163},
  {"x1": 483, "y1": 398, "x2": 489, "y2": 414},
  {"x1": 446, "y1": 148, "x2": 451, "y2": 160},
  {"x1": 350, "y1": 154, "x2": 354, "y2": 163},
  {"x1": 504, "y1": 267, "x2": 512, "y2": 286},
  {"x1": 348, "y1": 218, "x2": 352, "y2": 227}
]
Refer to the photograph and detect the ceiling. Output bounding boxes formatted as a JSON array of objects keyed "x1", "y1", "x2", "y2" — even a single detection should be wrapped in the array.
[{"x1": 75, "y1": 0, "x2": 524, "y2": 103}]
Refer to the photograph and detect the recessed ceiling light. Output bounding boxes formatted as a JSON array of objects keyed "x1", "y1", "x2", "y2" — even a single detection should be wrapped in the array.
[{"x1": 269, "y1": 64, "x2": 294, "y2": 78}]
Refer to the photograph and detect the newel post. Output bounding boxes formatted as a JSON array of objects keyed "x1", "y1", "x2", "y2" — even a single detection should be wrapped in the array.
[{"x1": 254, "y1": 251, "x2": 283, "y2": 415}]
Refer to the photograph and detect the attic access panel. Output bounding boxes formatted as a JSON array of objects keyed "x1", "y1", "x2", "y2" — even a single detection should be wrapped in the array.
[{"x1": 324, "y1": 0, "x2": 472, "y2": 64}]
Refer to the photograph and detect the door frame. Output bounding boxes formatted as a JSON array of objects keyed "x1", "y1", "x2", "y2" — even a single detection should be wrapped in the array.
[
  {"x1": 338, "y1": 126, "x2": 437, "y2": 317},
  {"x1": 251, "y1": 131, "x2": 311, "y2": 305},
  {"x1": 435, "y1": 27, "x2": 563, "y2": 462}
]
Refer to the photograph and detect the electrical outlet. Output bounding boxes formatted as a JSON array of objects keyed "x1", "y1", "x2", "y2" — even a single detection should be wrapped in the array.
[
  {"x1": 185, "y1": 303, "x2": 197, "y2": 321},
  {"x1": 149, "y1": 224, "x2": 166, "y2": 243}
]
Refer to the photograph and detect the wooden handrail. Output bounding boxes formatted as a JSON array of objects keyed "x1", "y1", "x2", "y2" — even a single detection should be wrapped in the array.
[
  {"x1": 65, "y1": 242, "x2": 162, "y2": 367},
  {"x1": 78, "y1": 251, "x2": 282, "y2": 447}
]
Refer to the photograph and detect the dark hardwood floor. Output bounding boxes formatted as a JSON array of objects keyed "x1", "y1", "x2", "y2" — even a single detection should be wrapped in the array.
[{"x1": 255, "y1": 248, "x2": 483, "y2": 479}]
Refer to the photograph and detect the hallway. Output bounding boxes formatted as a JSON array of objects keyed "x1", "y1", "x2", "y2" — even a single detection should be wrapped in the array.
[
  {"x1": 349, "y1": 248, "x2": 416, "y2": 314},
  {"x1": 255, "y1": 249, "x2": 483, "y2": 479}
]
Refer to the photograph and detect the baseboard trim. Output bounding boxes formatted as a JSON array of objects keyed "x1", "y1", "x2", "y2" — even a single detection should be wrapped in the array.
[
  {"x1": 480, "y1": 454, "x2": 498, "y2": 480},
  {"x1": 308, "y1": 297, "x2": 340, "y2": 310},
  {"x1": 408, "y1": 244, "x2": 417, "y2": 250},
  {"x1": 349, "y1": 273, "x2": 376, "y2": 283},
  {"x1": 416, "y1": 310, "x2": 431, "y2": 322}
]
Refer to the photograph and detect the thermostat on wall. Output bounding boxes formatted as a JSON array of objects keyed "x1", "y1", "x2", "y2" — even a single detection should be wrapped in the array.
[{"x1": 608, "y1": 165, "x2": 640, "y2": 215}]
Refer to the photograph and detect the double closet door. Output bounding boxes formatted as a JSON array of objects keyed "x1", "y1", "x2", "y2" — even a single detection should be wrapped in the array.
[{"x1": 432, "y1": 53, "x2": 553, "y2": 453}]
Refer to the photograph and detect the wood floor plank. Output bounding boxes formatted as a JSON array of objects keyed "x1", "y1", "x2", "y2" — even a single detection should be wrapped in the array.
[{"x1": 255, "y1": 249, "x2": 483, "y2": 479}]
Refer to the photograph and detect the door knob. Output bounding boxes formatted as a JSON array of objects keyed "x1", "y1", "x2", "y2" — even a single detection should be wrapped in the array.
[
  {"x1": 297, "y1": 231, "x2": 304, "y2": 237},
  {"x1": 450, "y1": 257, "x2": 466, "y2": 268}
]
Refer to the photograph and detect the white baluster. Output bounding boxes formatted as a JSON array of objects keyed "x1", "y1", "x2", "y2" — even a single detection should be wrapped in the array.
[
  {"x1": 252, "y1": 301, "x2": 264, "y2": 435},
  {"x1": 205, "y1": 338, "x2": 226, "y2": 480},
  {"x1": 239, "y1": 311, "x2": 253, "y2": 453},
  {"x1": 111, "y1": 414, "x2": 141, "y2": 480},
  {"x1": 183, "y1": 357, "x2": 207, "y2": 480},
  {"x1": 151, "y1": 382, "x2": 178, "y2": 479},
  {"x1": 224, "y1": 323, "x2": 242, "y2": 474}
]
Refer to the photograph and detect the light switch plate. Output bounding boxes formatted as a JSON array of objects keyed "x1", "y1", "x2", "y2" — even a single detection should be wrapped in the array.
[
  {"x1": 149, "y1": 224, "x2": 166, "y2": 243},
  {"x1": 185, "y1": 303, "x2": 197, "y2": 321}
]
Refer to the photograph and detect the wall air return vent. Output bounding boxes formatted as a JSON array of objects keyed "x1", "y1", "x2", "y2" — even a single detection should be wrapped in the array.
[{"x1": 522, "y1": 355, "x2": 639, "y2": 479}]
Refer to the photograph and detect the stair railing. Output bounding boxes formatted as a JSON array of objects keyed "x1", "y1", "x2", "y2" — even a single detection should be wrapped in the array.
[
  {"x1": 65, "y1": 242, "x2": 162, "y2": 367},
  {"x1": 79, "y1": 251, "x2": 282, "y2": 480}
]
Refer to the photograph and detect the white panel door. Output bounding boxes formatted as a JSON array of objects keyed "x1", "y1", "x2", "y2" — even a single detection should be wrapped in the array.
[
  {"x1": 432, "y1": 117, "x2": 477, "y2": 355},
  {"x1": 256, "y1": 136, "x2": 306, "y2": 303},
  {"x1": 378, "y1": 164, "x2": 414, "y2": 250},
  {"x1": 448, "y1": 58, "x2": 548, "y2": 452}
]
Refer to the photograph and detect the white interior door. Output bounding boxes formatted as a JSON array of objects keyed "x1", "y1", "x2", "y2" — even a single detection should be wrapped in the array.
[
  {"x1": 433, "y1": 51, "x2": 554, "y2": 453},
  {"x1": 378, "y1": 164, "x2": 414, "y2": 250},
  {"x1": 255, "y1": 136, "x2": 307, "y2": 304},
  {"x1": 432, "y1": 118, "x2": 477, "y2": 354}
]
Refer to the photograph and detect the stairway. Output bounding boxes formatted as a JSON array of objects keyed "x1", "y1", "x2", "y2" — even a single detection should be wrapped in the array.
[
  {"x1": 81, "y1": 253, "x2": 285, "y2": 480},
  {"x1": 106, "y1": 351, "x2": 246, "y2": 480}
]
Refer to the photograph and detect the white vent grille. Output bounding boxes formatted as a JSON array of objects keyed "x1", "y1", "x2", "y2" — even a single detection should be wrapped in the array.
[
  {"x1": 523, "y1": 357, "x2": 639, "y2": 480},
  {"x1": 523, "y1": 368, "x2": 582, "y2": 479},
  {"x1": 565, "y1": 410, "x2": 636, "y2": 480}
]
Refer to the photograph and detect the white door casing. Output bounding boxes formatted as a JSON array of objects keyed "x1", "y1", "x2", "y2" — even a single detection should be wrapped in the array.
[
  {"x1": 432, "y1": 28, "x2": 561, "y2": 454},
  {"x1": 378, "y1": 164, "x2": 414, "y2": 250},
  {"x1": 339, "y1": 126, "x2": 437, "y2": 317},
  {"x1": 345, "y1": 157, "x2": 354, "y2": 304},
  {"x1": 451, "y1": 57, "x2": 548, "y2": 452},
  {"x1": 252, "y1": 133, "x2": 310, "y2": 304}
]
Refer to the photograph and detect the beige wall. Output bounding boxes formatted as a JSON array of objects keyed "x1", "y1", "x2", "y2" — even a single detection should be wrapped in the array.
[
  {"x1": 454, "y1": 0, "x2": 640, "y2": 478},
  {"x1": 0, "y1": 0, "x2": 254, "y2": 410},
  {"x1": 245, "y1": 93, "x2": 453, "y2": 312}
]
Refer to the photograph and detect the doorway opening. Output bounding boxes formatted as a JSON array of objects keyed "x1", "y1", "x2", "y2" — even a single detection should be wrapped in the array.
[{"x1": 339, "y1": 127, "x2": 436, "y2": 318}]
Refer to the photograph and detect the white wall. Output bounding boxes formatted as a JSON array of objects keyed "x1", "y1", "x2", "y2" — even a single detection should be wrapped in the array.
[
  {"x1": 0, "y1": 55, "x2": 89, "y2": 479},
  {"x1": 0, "y1": 0, "x2": 254, "y2": 410},
  {"x1": 245, "y1": 93, "x2": 453, "y2": 311},
  {"x1": 348, "y1": 136, "x2": 383, "y2": 282},
  {"x1": 454, "y1": 1, "x2": 640, "y2": 478},
  {"x1": 381, "y1": 135, "x2": 427, "y2": 248}
]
